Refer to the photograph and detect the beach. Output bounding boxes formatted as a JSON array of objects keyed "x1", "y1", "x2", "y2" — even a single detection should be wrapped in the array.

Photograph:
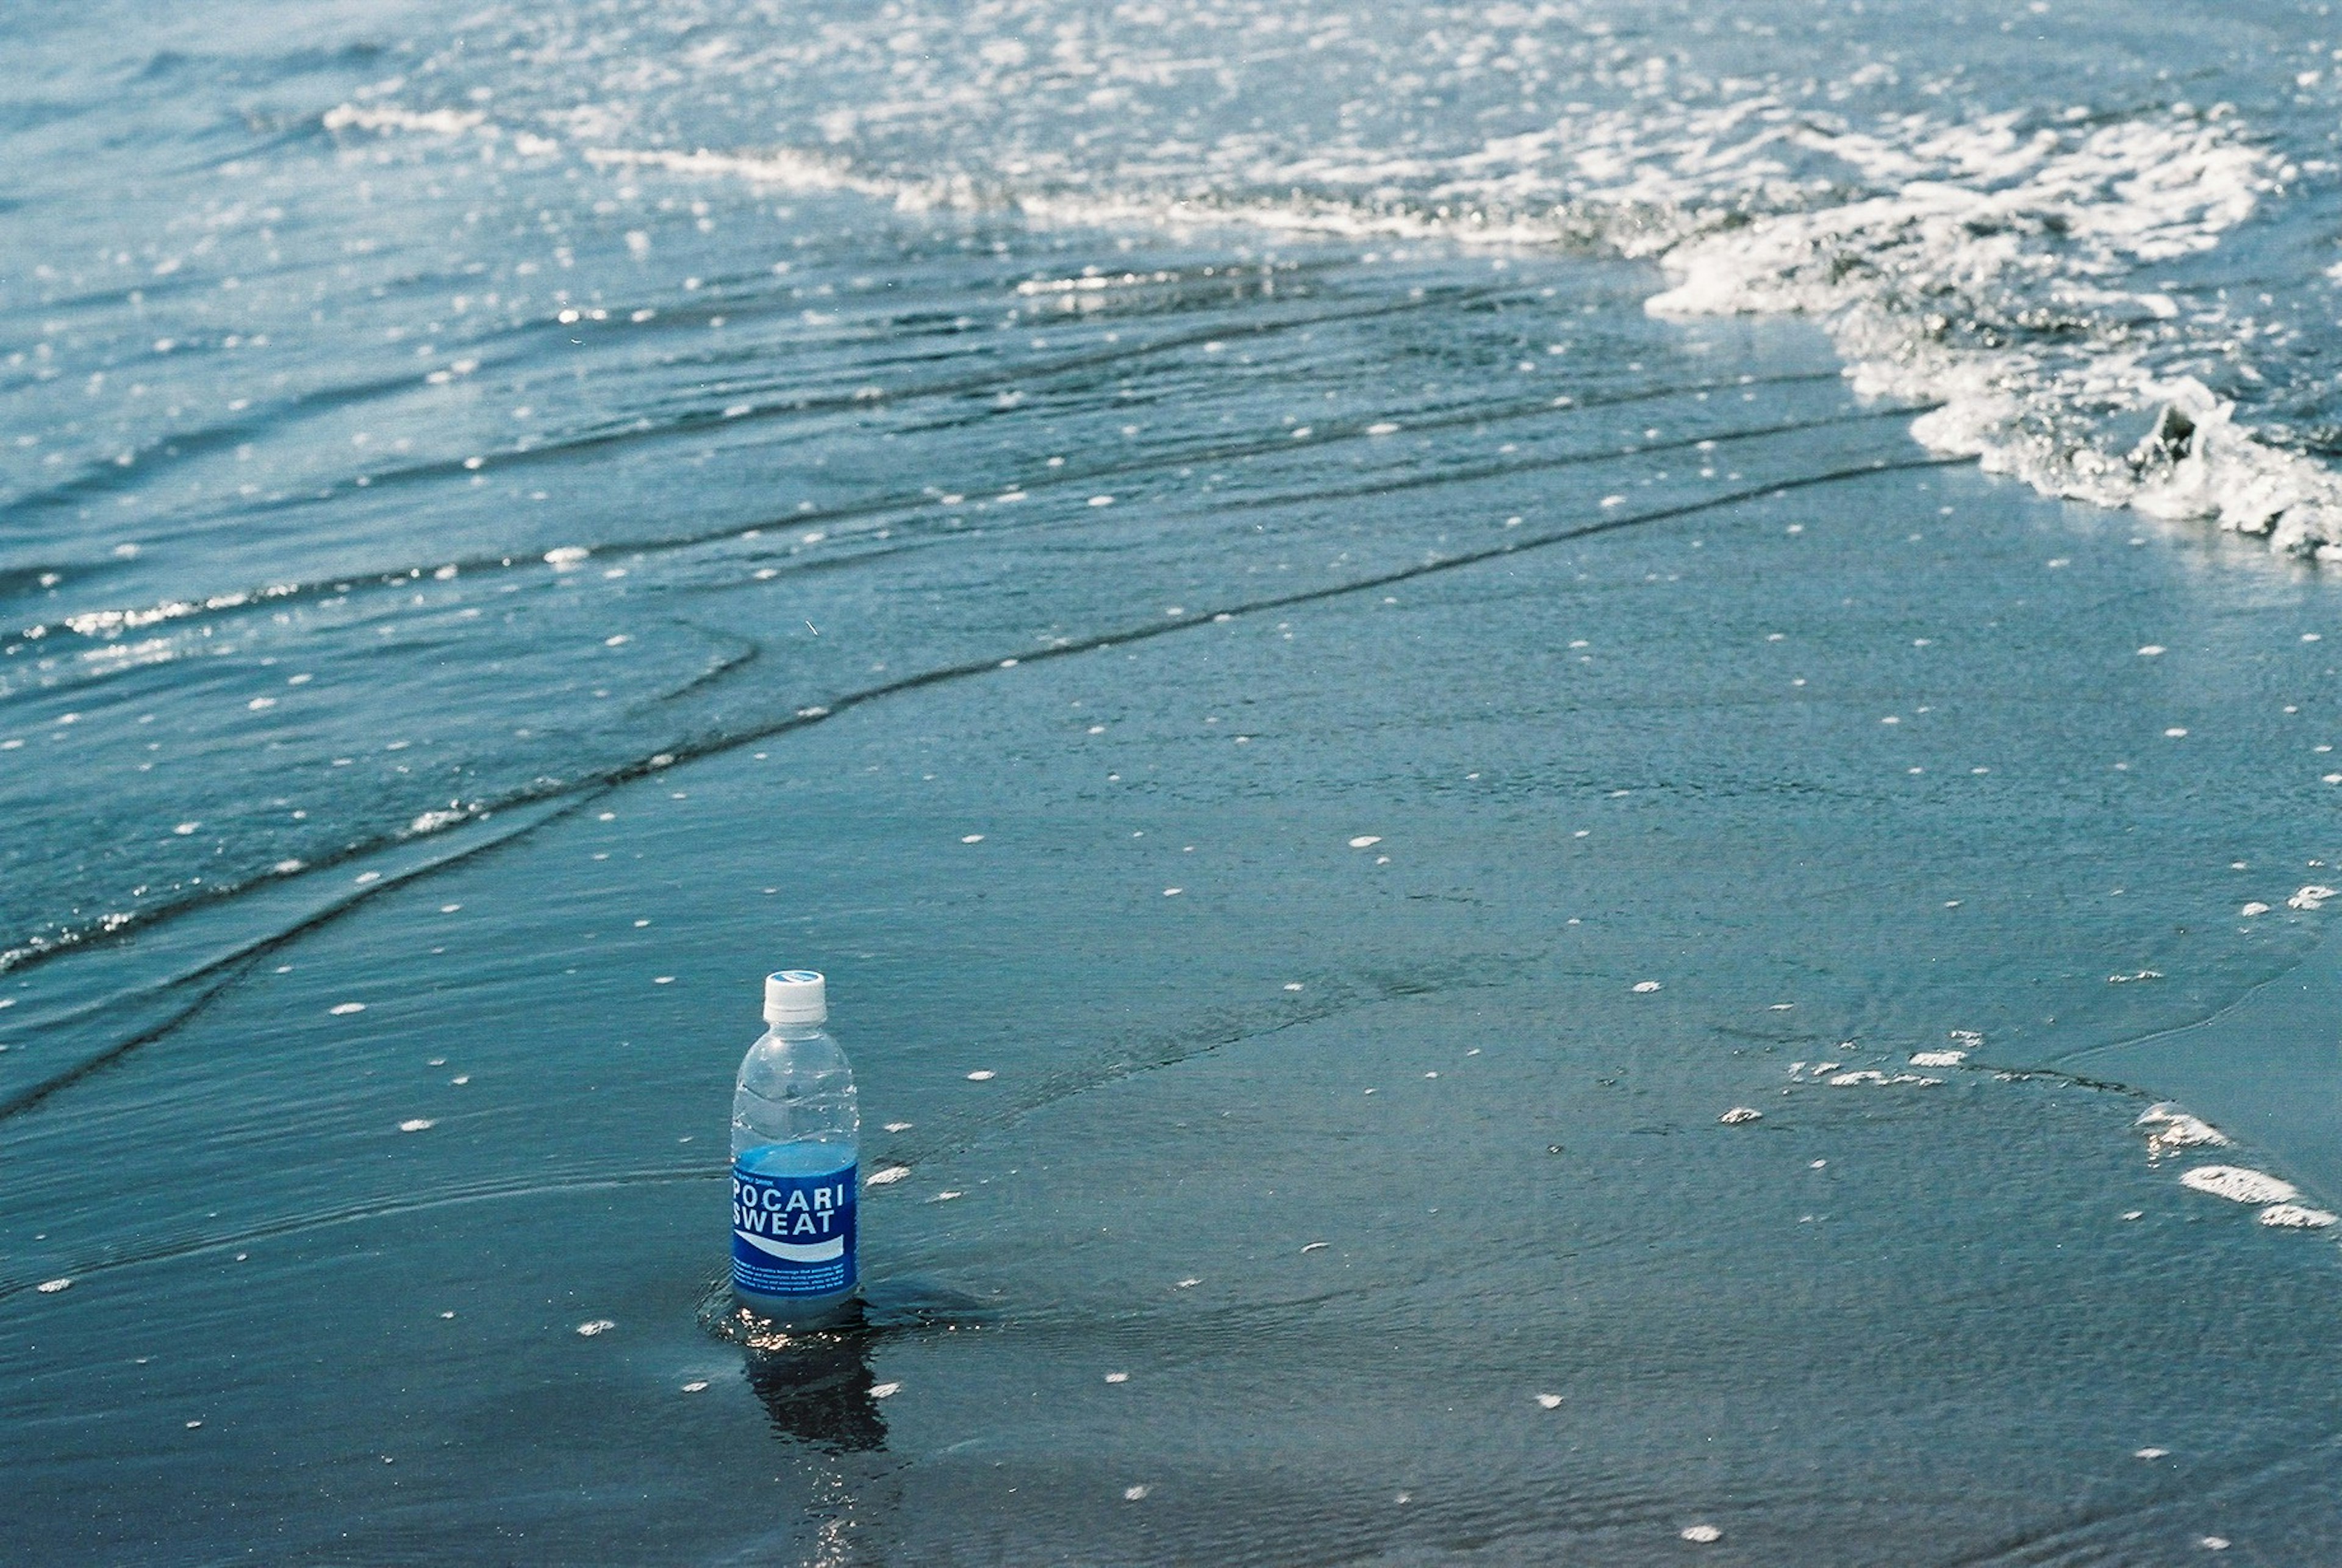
[{"x1": 10, "y1": 1, "x2": 2342, "y2": 1561}]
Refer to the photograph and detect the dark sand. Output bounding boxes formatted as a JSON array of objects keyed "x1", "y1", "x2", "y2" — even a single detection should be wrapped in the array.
[{"x1": 11, "y1": 232, "x2": 2342, "y2": 1562}]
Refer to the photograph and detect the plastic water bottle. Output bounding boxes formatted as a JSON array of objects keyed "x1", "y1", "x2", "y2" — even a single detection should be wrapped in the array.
[{"x1": 730, "y1": 969, "x2": 859, "y2": 1322}]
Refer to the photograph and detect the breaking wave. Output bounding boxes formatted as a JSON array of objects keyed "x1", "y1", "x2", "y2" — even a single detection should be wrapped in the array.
[{"x1": 328, "y1": 75, "x2": 2340, "y2": 557}]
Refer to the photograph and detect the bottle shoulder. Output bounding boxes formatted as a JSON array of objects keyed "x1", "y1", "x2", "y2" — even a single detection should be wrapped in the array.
[
  {"x1": 735, "y1": 1029, "x2": 858, "y2": 1116},
  {"x1": 738, "y1": 1025, "x2": 852, "y2": 1073}
]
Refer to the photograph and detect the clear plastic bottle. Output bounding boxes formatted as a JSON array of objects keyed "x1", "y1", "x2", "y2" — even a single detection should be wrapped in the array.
[{"x1": 730, "y1": 969, "x2": 859, "y2": 1322}]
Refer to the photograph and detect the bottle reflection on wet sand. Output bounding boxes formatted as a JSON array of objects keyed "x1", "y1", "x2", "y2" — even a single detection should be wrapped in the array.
[{"x1": 743, "y1": 1304, "x2": 888, "y2": 1453}]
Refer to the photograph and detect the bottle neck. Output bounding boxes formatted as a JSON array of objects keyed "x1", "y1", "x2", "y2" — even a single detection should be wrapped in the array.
[{"x1": 762, "y1": 1018, "x2": 830, "y2": 1041}]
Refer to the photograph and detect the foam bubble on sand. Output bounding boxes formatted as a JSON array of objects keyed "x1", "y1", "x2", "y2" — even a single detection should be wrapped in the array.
[
  {"x1": 2180, "y1": 1165, "x2": 2297, "y2": 1205},
  {"x1": 2258, "y1": 1203, "x2": 2338, "y2": 1228},
  {"x1": 2137, "y1": 1103, "x2": 2231, "y2": 1155},
  {"x1": 575, "y1": 1320, "x2": 615, "y2": 1336},
  {"x1": 1719, "y1": 1107, "x2": 1763, "y2": 1125}
]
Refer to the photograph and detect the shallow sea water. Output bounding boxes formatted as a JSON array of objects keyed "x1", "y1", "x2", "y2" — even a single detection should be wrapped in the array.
[{"x1": 13, "y1": 1, "x2": 2342, "y2": 1563}]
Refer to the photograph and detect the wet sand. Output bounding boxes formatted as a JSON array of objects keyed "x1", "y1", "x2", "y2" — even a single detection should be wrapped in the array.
[{"x1": 11, "y1": 234, "x2": 2342, "y2": 1561}]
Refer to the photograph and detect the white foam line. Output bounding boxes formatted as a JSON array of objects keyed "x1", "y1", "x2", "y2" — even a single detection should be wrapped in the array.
[{"x1": 357, "y1": 91, "x2": 2327, "y2": 556}]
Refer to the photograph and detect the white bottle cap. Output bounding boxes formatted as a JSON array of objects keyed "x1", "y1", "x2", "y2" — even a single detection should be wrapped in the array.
[{"x1": 764, "y1": 968, "x2": 827, "y2": 1025}]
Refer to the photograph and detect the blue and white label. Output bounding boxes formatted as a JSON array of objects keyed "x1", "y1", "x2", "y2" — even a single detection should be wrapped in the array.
[{"x1": 731, "y1": 1158, "x2": 856, "y2": 1298}]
